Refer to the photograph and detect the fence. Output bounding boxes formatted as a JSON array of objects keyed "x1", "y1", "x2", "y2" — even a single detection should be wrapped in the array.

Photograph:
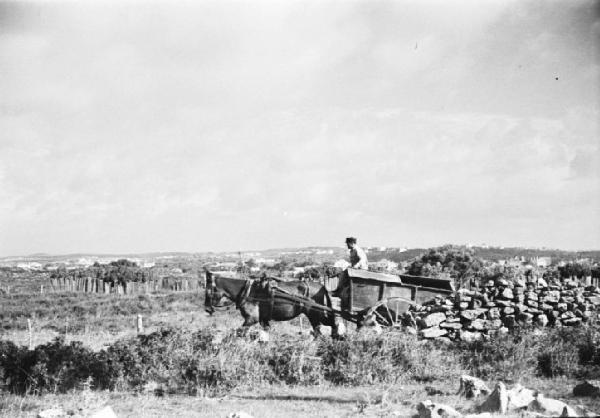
[{"x1": 48, "y1": 277, "x2": 204, "y2": 295}]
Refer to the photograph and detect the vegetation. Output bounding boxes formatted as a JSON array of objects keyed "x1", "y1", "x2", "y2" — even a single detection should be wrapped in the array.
[{"x1": 1, "y1": 320, "x2": 599, "y2": 396}]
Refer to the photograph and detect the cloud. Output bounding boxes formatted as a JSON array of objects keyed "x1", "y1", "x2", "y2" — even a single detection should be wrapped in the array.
[{"x1": 0, "y1": 1, "x2": 598, "y2": 254}]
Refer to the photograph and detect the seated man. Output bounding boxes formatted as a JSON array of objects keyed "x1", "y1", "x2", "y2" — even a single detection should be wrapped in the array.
[{"x1": 332, "y1": 237, "x2": 368, "y2": 297}]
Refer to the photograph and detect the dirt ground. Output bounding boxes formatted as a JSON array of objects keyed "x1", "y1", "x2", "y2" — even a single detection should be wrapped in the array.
[{"x1": 3, "y1": 379, "x2": 599, "y2": 418}]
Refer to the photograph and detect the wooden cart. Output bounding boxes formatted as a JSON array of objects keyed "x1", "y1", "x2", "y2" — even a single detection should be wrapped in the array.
[{"x1": 337, "y1": 268, "x2": 454, "y2": 327}]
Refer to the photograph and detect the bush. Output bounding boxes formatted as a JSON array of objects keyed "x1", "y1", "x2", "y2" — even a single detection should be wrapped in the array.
[
  {"x1": 0, "y1": 338, "x2": 103, "y2": 394},
  {"x1": 1, "y1": 321, "x2": 599, "y2": 396}
]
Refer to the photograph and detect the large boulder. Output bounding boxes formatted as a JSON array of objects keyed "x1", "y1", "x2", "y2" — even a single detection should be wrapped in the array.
[
  {"x1": 457, "y1": 375, "x2": 490, "y2": 399},
  {"x1": 528, "y1": 393, "x2": 576, "y2": 417},
  {"x1": 478, "y1": 382, "x2": 508, "y2": 414},
  {"x1": 506, "y1": 384, "x2": 536, "y2": 410},
  {"x1": 573, "y1": 380, "x2": 600, "y2": 397},
  {"x1": 420, "y1": 326, "x2": 448, "y2": 339},
  {"x1": 419, "y1": 312, "x2": 447, "y2": 328}
]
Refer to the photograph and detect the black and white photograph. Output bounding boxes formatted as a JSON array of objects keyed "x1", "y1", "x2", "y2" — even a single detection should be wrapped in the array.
[{"x1": 1, "y1": 0, "x2": 599, "y2": 416}]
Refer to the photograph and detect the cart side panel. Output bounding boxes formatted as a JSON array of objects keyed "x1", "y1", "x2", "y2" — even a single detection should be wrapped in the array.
[
  {"x1": 382, "y1": 284, "x2": 414, "y2": 302},
  {"x1": 349, "y1": 279, "x2": 382, "y2": 312},
  {"x1": 414, "y1": 287, "x2": 452, "y2": 305}
]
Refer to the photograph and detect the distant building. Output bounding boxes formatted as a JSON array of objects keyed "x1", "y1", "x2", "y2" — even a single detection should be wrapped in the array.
[
  {"x1": 532, "y1": 257, "x2": 552, "y2": 268},
  {"x1": 16, "y1": 262, "x2": 42, "y2": 271}
]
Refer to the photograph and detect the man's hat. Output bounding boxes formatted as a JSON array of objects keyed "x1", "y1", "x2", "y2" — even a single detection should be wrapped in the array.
[{"x1": 345, "y1": 237, "x2": 357, "y2": 244}]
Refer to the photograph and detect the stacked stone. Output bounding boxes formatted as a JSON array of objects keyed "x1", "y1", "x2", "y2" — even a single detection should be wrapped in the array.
[{"x1": 409, "y1": 279, "x2": 600, "y2": 342}]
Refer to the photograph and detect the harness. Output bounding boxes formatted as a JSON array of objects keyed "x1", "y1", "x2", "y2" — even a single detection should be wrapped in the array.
[{"x1": 236, "y1": 279, "x2": 254, "y2": 309}]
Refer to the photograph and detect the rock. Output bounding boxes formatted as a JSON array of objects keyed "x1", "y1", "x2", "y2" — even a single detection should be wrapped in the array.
[
  {"x1": 445, "y1": 316, "x2": 461, "y2": 323},
  {"x1": 469, "y1": 319, "x2": 485, "y2": 331},
  {"x1": 420, "y1": 326, "x2": 448, "y2": 339},
  {"x1": 503, "y1": 315, "x2": 516, "y2": 328},
  {"x1": 502, "y1": 306, "x2": 515, "y2": 315},
  {"x1": 526, "y1": 291, "x2": 539, "y2": 300},
  {"x1": 506, "y1": 384, "x2": 536, "y2": 410},
  {"x1": 405, "y1": 326, "x2": 418, "y2": 335},
  {"x1": 500, "y1": 288, "x2": 514, "y2": 300},
  {"x1": 470, "y1": 298, "x2": 483, "y2": 309},
  {"x1": 487, "y1": 308, "x2": 500, "y2": 320},
  {"x1": 459, "y1": 301, "x2": 470, "y2": 310},
  {"x1": 562, "y1": 317, "x2": 582, "y2": 326},
  {"x1": 514, "y1": 304, "x2": 529, "y2": 314},
  {"x1": 496, "y1": 300, "x2": 514, "y2": 307},
  {"x1": 464, "y1": 414, "x2": 492, "y2": 418},
  {"x1": 257, "y1": 329, "x2": 270, "y2": 342},
  {"x1": 479, "y1": 382, "x2": 508, "y2": 414},
  {"x1": 485, "y1": 319, "x2": 503, "y2": 330},
  {"x1": 457, "y1": 295, "x2": 473, "y2": 302},
  {"x1": 541, "y1": 295, "x2": 559, "y2": 304},
  {"x1": 587, "y1": 296, "x2": 600, "y2": 306},
  {"x1": 89, "y1": 406, "x2": 118, "y2": 418},
  {"x1": 518, "y1": 312, "x2": 534, "y2": 323},
  {"x1": 228, "y1": 412, "x2": 254, "y2": 418},
  {"x1": 460, "y1": 309, "x2": 485, "y2": 321},
  {"x1": 528, "y1": 393, "x2": 575, "y2": 417},
  {"x1": 38, "y1": 409, "x2": 65, "y2": 418},
  {"x1": 497, "y1": 278, "x2": 510, "y2": 287},
  {"x1": 440, "y1": 321, "x2": 462, "y2": 330},
  {"x1": 573, "y1": 380, "x2": 600, "y2": 397},
  {"x1": 458, "y1": 375, "x2": 490, "y2": 399},
  {"x1": 460, "y1": 330, "x2": 483, "y2": 343},
  {"x1": 417, "y1": 400, "x2": 461, "y2": 418},
  {"x1": 535, "y1": 314, "x2": 549, "y2": 327},
  {"x1": 526, "y1": 300, "x2": 539, "y2": 309},
  {"x1": 570, "y1": 404, "x2": 599, "y2": 417},
  {"x1": 419, "y1": 312, "x2": 447, "y2": 328},
  {"x1": 557, "y1": 302, "x2": 568, "y2": 312},
  {"x1": 537, "y1": 278, "x2": 548, "y2": 288}
]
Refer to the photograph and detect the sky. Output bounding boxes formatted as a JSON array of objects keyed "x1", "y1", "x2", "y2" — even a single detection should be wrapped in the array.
[{"x1": 0, "y1": 0, "x2": 599, "y2": 255}]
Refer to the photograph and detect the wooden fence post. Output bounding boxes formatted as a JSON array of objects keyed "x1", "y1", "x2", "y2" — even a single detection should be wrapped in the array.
[
  {"x1": 137, "y1": 314, "x2": 143, "y2": 334},
  {"x1": 27, "y1": 318, "x2": 33, "y2": 350},
  {"x1": 40, "y1": 285, "x2": 44, "y2": 295}
]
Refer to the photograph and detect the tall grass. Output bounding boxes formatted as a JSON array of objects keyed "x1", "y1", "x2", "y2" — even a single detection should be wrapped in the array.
[{"x1": 1, "y1": 320, "x2": 599, "y2": 397}]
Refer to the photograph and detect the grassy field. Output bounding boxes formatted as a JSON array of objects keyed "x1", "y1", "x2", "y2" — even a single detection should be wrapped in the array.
[{"x1": 1, "y1": 289, "x2": 600, "y2": 417}]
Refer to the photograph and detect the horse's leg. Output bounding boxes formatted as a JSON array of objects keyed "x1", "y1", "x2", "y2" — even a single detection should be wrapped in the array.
[
  {"x1": 306, "y1": 311, "x2": 324, "y2": 337},
  {"x1": 241, "y1": 303, "x2": 259, "y2": 327}
]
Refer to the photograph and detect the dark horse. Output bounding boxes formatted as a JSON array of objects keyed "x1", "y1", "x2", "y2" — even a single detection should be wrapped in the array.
[{"x1": 204, "y1": 271, "x2": 341, "y2": 337}]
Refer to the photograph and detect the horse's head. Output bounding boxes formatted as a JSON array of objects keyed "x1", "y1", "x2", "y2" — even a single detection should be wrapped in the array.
[{"x1": 204, "y1": 270, "x2": 224, "y2": 315}]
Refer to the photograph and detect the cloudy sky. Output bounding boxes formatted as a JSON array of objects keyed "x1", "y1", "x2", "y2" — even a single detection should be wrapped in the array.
[{"x1": 0, "y1": 0, "x2": 599, "y2": 255}]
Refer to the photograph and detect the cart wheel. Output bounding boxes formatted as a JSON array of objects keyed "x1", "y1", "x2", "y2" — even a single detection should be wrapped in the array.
[{"x1": 363, "y1": 297, "x2": 413, "y2": 328}]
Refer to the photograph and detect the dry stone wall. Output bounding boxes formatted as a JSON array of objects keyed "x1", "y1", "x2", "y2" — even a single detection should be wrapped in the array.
[{"x1": 406, "y1": 278, "x2": 600, "y2": 341}]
